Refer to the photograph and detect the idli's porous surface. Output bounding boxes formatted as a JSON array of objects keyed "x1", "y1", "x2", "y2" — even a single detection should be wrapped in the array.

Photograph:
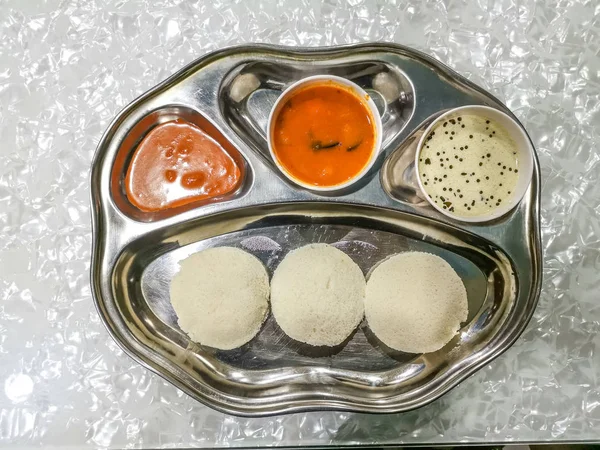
[
  {"x1": 271, "y1": 243, "x2": 365, "y2": 347},
  {"x1": 365, "y1": 252, "x2": 468, "y2": 354},
  {"x1": 170, "y1": 246, "x2": 269, "y2": 350}
]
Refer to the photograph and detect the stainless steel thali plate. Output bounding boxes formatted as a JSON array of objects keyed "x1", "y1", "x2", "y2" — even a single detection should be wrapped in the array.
[{"x1": 90, "y1": 43, "x2": 542, "y2": 416}]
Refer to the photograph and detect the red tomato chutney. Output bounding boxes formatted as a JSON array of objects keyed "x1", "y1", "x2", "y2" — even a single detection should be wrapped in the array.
[
  {"x1": 272, "y1": 82, "x2": 376, "y2": 187},
  {"x1": 125, "y1": 119, "x2": 241, "y2": 212}
]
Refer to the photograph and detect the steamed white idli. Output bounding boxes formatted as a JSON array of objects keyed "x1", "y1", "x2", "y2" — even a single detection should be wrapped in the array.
[
  {"x1": 170, "y1": 246, "x2": 269, "y2": 350},
  {"x1": 271, "y1": 243, "x2": 365, "y2": 346},
  {"x1": 365, "y1": 252, "x2": 468, "y2": 353}
]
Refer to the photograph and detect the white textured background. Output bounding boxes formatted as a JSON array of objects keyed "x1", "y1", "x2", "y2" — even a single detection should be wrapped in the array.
[{"x1": 1, "y1": 0, "x2": 600, "y2": 448}]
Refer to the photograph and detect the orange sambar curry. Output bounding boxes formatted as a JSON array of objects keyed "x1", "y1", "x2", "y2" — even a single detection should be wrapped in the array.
[
  {"x1": 125, "y1": 119, "x2": 241, "y2": 212},
  {"x1": 272, "y1": 82, "x2": 376, "y2": 187}
]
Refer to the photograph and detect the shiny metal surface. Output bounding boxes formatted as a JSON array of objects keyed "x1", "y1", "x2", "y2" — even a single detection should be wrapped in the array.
[{"x1": 90, "y1": 43, "x2": 542, "y2": 416}]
